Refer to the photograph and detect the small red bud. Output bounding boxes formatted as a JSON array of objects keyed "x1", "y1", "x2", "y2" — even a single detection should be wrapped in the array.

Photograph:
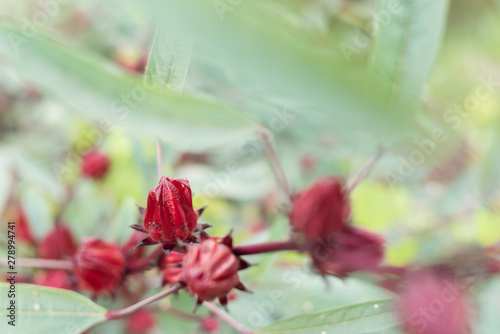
[
  {"x1": 201, "y1": 316, "x2": 219, "y2": 333},
  {"x1": 34, "y1": 270, "x2": 73, "y2": 290},
  {"x1": 81, "y1": 150, "x2": 111, "y2": 180},
  {"x1": 161, "y1": 251, "x2": 185, "y2": 286},
  {"x1": 181, "y1": 239, "x2": 240, "y2": 305},
  {"x1": 142, "y1": 177, "x2": 199, "y2": 250},
  {"x1": 125, "y1": 309, "x2": 156, "y2": 334},
  {"x1": 39, "y1": 224, "x2": 77, "y2": 259},
  {"x1": 397, "y1": 268, "x2": 472, "y2": 334},
  {"x1": 73, "y1": 239, "x2": 125, "y2": 295},
  {"x1": 312, "y1": 226, "x2": 384, "y2": 277},
  {"x1": 16, "y1": 206, "x2": 34, "y2": 243},
  {"x1": 290, "y1": 176, "x2": 349, "y2": 242}
]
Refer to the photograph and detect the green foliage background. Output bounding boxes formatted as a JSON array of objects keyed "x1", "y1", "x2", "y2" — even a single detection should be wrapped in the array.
[{"x1": 1, "y1": 0, "x2": 500, "y2": 333}]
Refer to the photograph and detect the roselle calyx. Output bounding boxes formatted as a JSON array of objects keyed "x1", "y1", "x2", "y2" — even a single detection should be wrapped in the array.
[
  {"x1": 134, "y1": 176, "x2": 202, "y2": 252},
  {"x1": 181, "y1": 237, "x2": 249, "y2": 310},
  {"x1": 39, "y1": 224, "x2": 77, "y2": 259},
  {"x1": 73, "y1": 238, "x2": 125, "y2": 296}
]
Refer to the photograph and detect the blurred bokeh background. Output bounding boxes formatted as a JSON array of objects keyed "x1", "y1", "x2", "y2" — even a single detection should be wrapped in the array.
[{"x1": 1, "y1": 0, "x2": 500, "y2": 333}]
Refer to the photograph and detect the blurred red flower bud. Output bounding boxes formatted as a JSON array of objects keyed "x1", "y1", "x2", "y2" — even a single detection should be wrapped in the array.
[
  {"x1": 125, "y1": 309, "x2": 156, "y2": 334},
  {"x1": 74, "y1": 239, "x2": 125, "y2": 295},
  {"x1": 81, "y1": 150, "x2": 111, "y2": 180},
  {"x1": 34, "y1": 270, "x2": 73, "y2": 290},
  {"x1": 122, "y1": 231, "x2": 147, "y2": 263},
  {"x1": 181, "y1": 239, "x2": 242, "y2": 307},
  {"x1": 311, "y1": 226, "x2": 384, "y2": 277},
  {"x1": 161, "y1": 251, "x2": 185, "y2": 286},
  {"x1": 16, "y1": 206, "x2": 34, "y2": 243},
  {"x1": 142, "y1": 177, "x2": 199, "y2": 250},
  {"x1": 201, "y1": 316, "x2": 219, "y2": 333},
  {"x1": 290, "y1": 176, "x2": 350, "y2": 242},
  {"x1": 397, "y1": 268, "x2": 472, "y2": 334},
  {"x1": 39, "y1": 224, "x2": 77, "y2": 259}
]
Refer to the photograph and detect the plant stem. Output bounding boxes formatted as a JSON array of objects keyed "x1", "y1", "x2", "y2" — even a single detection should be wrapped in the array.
[
  {"x1": 204, "y1": 302, "x2": 253, "y2": 334},
  {"x1": 0, "y1": 258, "x2": 73, "y2": 270},
  {"x1": 232, "y1": 240, "x2": 298, "y2": 256},
  {"x1": 258, "y1": 127, "x2": 292, "y2": 201},
  {"x1": 106, "y1": 284, "x2": 182, "y2": 320},
  {"x1": 126, "y1": 247, "x2": 164, "y2": 273},
  {"x1": 344, "y1": 147, "x2": 382, "y2": 195}
]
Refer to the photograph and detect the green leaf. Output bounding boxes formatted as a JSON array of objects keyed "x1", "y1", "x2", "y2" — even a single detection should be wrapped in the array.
[
  {"x1": 0, "y1": 283, "x2": 107, "y2": 334},
  {"x1": 476, "y1": 277, "x2": 500, "y2": 334},
  {"x1": 255, "y1": 299, "x2": 399, "y2": 334},
  {"x1": 0, "y1": 22, "x2": 256, "y2": 150},
  {"x1": 144, "y1": 24, "x2": 193, "y2": 93},
  {"x1": 369, "y1": 0, "x2": 449, "y2": 115},
  {"x1": 135, "y1": 0, "x2": 408, "y2": 144}
]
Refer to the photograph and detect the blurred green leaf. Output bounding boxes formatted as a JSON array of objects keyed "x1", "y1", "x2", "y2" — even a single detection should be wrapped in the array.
[
  {"x1": 255, "y1": 299, "x2": 398, "y2": 334},
  {"x1": 144, "y1": 24, "x2": 193, "y2": 93},
  {"x1": 136, "y1": 0, "x2": 409, "y2": 145},
  {"x1": 476, "y1": 277, "x2": 500, "y2": 334},
  {"x1": 0, "y1": 22, "x2": 256, "y2": 150},
  {"x1": 369, "y1": 0, "x2": 449, "y2": 115},
  {"x1": 0, "y1": 283, "x2": 106, "y2": 334}
]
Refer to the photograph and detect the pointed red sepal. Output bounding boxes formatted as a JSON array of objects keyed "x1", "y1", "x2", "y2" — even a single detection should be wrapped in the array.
[
  {"x1": 193, "y1": 297, "x2": 204, "y2": 313},
  {"x1": 221, "y1": 230, "x2": 233, "y2": 248},
  {"x1": 218, "y1": 296, "x2": 229, "y2": 311},
  {"x1": 135, "y1": 204, "x2": 145, "y2": 216},
  {"x1": 199, "y1": 230, "x2": 210, "y2": 241},
  {"x1": 135, "y1": 237, "x2": 158, "y2": 248},
  {"x1": 197, "y1": 205, "x2": 208, "y2": 217},
  {"x1": 238, "y1": 258, "x2": 254, "y2": 271},
  {"x1": 234, "y1": 281, "x2": 252, "y2": 293},
  {"x1": 130, "y1": 224, "x2": 148, "y2": 233}
]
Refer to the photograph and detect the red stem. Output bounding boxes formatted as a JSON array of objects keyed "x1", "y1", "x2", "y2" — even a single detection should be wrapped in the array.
[
  {"x1": 106, "y1": 284, "x2": 182, "y2": 320},
  {"x1": 232, "y1": 240, "x2": 298, "y2": 256}
]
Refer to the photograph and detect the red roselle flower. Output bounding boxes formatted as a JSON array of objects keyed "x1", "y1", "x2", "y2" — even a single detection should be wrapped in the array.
[
  {"x1": 181, "y1": 237, "x2": 249, "y2": 310},
  {"x1": 133, "y1": 177, "x2": 203, "y2": 252},
  {"x1": 161, "y1": 251, "x2": 185, "y2": 286},
  {"x1": 311, "y1": 226, "x2": 384, "y2": 277},
  {"x1": 125, "y1": 309, "x2": 157, "y2": 334},
  {"x1": 33, "y1": 270, "x2": 74, "y2": 290},
  {"x1": 74, "y1": 239, "x2": 125, "y2": 296},
  {"x1": 39, "y1": 224, "x2": 77, "y2": 259},
  {"x1": 290, "y1": 176, "x2": 350, "y2": 242},
  {"x1": 396, "y1": 268, "x2": 472, "y2": 334},
  {"x1": 81, "y1": 150, "x2": 111, "y2": 180}
]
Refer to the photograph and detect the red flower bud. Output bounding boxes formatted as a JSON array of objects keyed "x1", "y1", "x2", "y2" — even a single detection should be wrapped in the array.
[
  {"x1": 312, "y1": 226, "x2": 384, "y2": 277},
  {"x1": 397, "y1": 268, "x2": 472, "y2": 334},
  {"x1": 125, "y1": 309, "x2": 156, "y2": 334},
  {"x1": 181, "y1": 239, "x2": 241, "y2": 307},
  {"x1": 39, "y1": 225, "x2": 77, "y2": 259},
  {"x1": 201, "y1": 316, "x2": 219, "y2": 333},
  {"x1": 290, "y1": 176, "x2": 349, "y2": 242},
  {"x1": 34, "y1": 270, "x2": 73, "y2": 290},
  {"x1": 16, "y1": 206, "x2": 34, "y2": 243},
  {"x1": 74, "y1": 239, "x2": 125, "y2": 295},
  {"x1": 81, "y1": 150, "x2": 111, "y2": 180},
  {"x1": 161, "y1": 251, "x2": 185, "y2": 286},
  {"x1": 142, "y1": 177, "x2": 199, "y2": 249}
]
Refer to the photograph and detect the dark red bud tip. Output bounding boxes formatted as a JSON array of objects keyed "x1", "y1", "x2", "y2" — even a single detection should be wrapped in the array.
[
  {"x1": 39, "y1": 224, "x2": 77, "y2": 260},
  {"x1": 74, "y1": 239, "x2": 125, "y2": 295},
  {"x1": 81, "y1": 150, "x2": 111, "y2": 180},
  {"x1": 290, "y1": 176, "x2": 350, "y2": 242},
  {"x1": 143, "y1": 177, "x2": 199, "y2": 245},
  {"x1": 181, "y1": 239, "x2": 242, "y2": 308}
]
